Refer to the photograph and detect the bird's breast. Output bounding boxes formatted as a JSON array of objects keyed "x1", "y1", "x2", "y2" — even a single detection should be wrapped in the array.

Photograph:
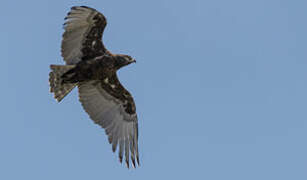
[{"x1": 75, "y1": 58, "x2": 115, "y2": 82}]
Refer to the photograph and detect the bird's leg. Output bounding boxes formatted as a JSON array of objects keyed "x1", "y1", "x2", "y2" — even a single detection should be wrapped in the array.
[{"x1": 61, "y1": 68, "x2": 78, "y2": 84}]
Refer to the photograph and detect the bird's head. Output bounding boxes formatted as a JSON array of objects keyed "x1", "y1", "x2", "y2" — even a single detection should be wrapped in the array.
[{"x1": 114, "y1": 54, "x2": 136, "y2": 69}]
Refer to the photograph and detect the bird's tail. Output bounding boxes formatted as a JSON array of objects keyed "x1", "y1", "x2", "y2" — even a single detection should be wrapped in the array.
[{"x1": 49, "y1": 64, "x2": 77, "y2": 102}]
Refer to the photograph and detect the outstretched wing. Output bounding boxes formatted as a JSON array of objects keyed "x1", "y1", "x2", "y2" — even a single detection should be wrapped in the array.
[
  {"x1": 78, "y1": 80, "x2": 139, "y2": 168},
  {"x1": 62, "y1": 6, "x2": 107, "y2": 65}
]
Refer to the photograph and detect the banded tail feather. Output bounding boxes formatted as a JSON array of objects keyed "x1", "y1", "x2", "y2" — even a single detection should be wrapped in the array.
[{"x1": 49, "y1": 64, "x2": 77, "y2": 102}]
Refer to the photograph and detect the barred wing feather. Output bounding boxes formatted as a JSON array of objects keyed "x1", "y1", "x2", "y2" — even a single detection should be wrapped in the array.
[
  {"x1": 78, "y1": 81, "x2": 139, "y2": 168},
  {"x1": 61, "y1": 6, "x2": 107, "y2": 65}
]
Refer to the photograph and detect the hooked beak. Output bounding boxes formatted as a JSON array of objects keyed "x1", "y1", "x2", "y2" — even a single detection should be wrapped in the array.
[{"x1": 132, "y1": 59, "x2": 136, "y2": 63}]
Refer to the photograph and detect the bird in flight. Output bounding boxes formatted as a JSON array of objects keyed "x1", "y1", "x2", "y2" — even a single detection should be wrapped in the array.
[{"x1": 49, "y1": 6, "x2": 139, "y2": 168}]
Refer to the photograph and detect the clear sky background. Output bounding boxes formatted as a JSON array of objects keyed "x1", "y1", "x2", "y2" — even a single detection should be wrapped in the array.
[{"x1": 1, "y1": 0, "x2": 306, "y2": 179}]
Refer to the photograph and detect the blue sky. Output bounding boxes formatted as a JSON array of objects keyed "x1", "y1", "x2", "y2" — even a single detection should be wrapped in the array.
[{"x1": 1, "y1": 0, "x2": 306, "y2": 179}]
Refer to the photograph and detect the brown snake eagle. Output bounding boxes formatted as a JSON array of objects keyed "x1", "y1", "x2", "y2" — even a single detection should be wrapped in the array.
[{"x1": 49, "y1": 6, "x2": 139, "y2": 168}]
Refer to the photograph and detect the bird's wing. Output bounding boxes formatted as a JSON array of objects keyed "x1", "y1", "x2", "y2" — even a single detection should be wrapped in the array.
[
  {"x1": 61, "y1": 6, "x2": 107, "y2": 65},
  {"x1": 78, "y1": 79, "x2": 139, "y2": 168}
]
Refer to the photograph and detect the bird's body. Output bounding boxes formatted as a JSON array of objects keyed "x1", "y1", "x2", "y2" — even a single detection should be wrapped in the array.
[
  {"x1": 62, "y1": 55, "x2": 116, "y2": 84},
  {"x1": 49, "y1": 6, "x2": 139, "y2": 168}
]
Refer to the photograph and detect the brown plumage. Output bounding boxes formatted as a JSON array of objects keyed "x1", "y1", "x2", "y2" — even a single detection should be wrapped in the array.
[{"x1": 49, "y1": 6, "x2": 139, "y2": 168}]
